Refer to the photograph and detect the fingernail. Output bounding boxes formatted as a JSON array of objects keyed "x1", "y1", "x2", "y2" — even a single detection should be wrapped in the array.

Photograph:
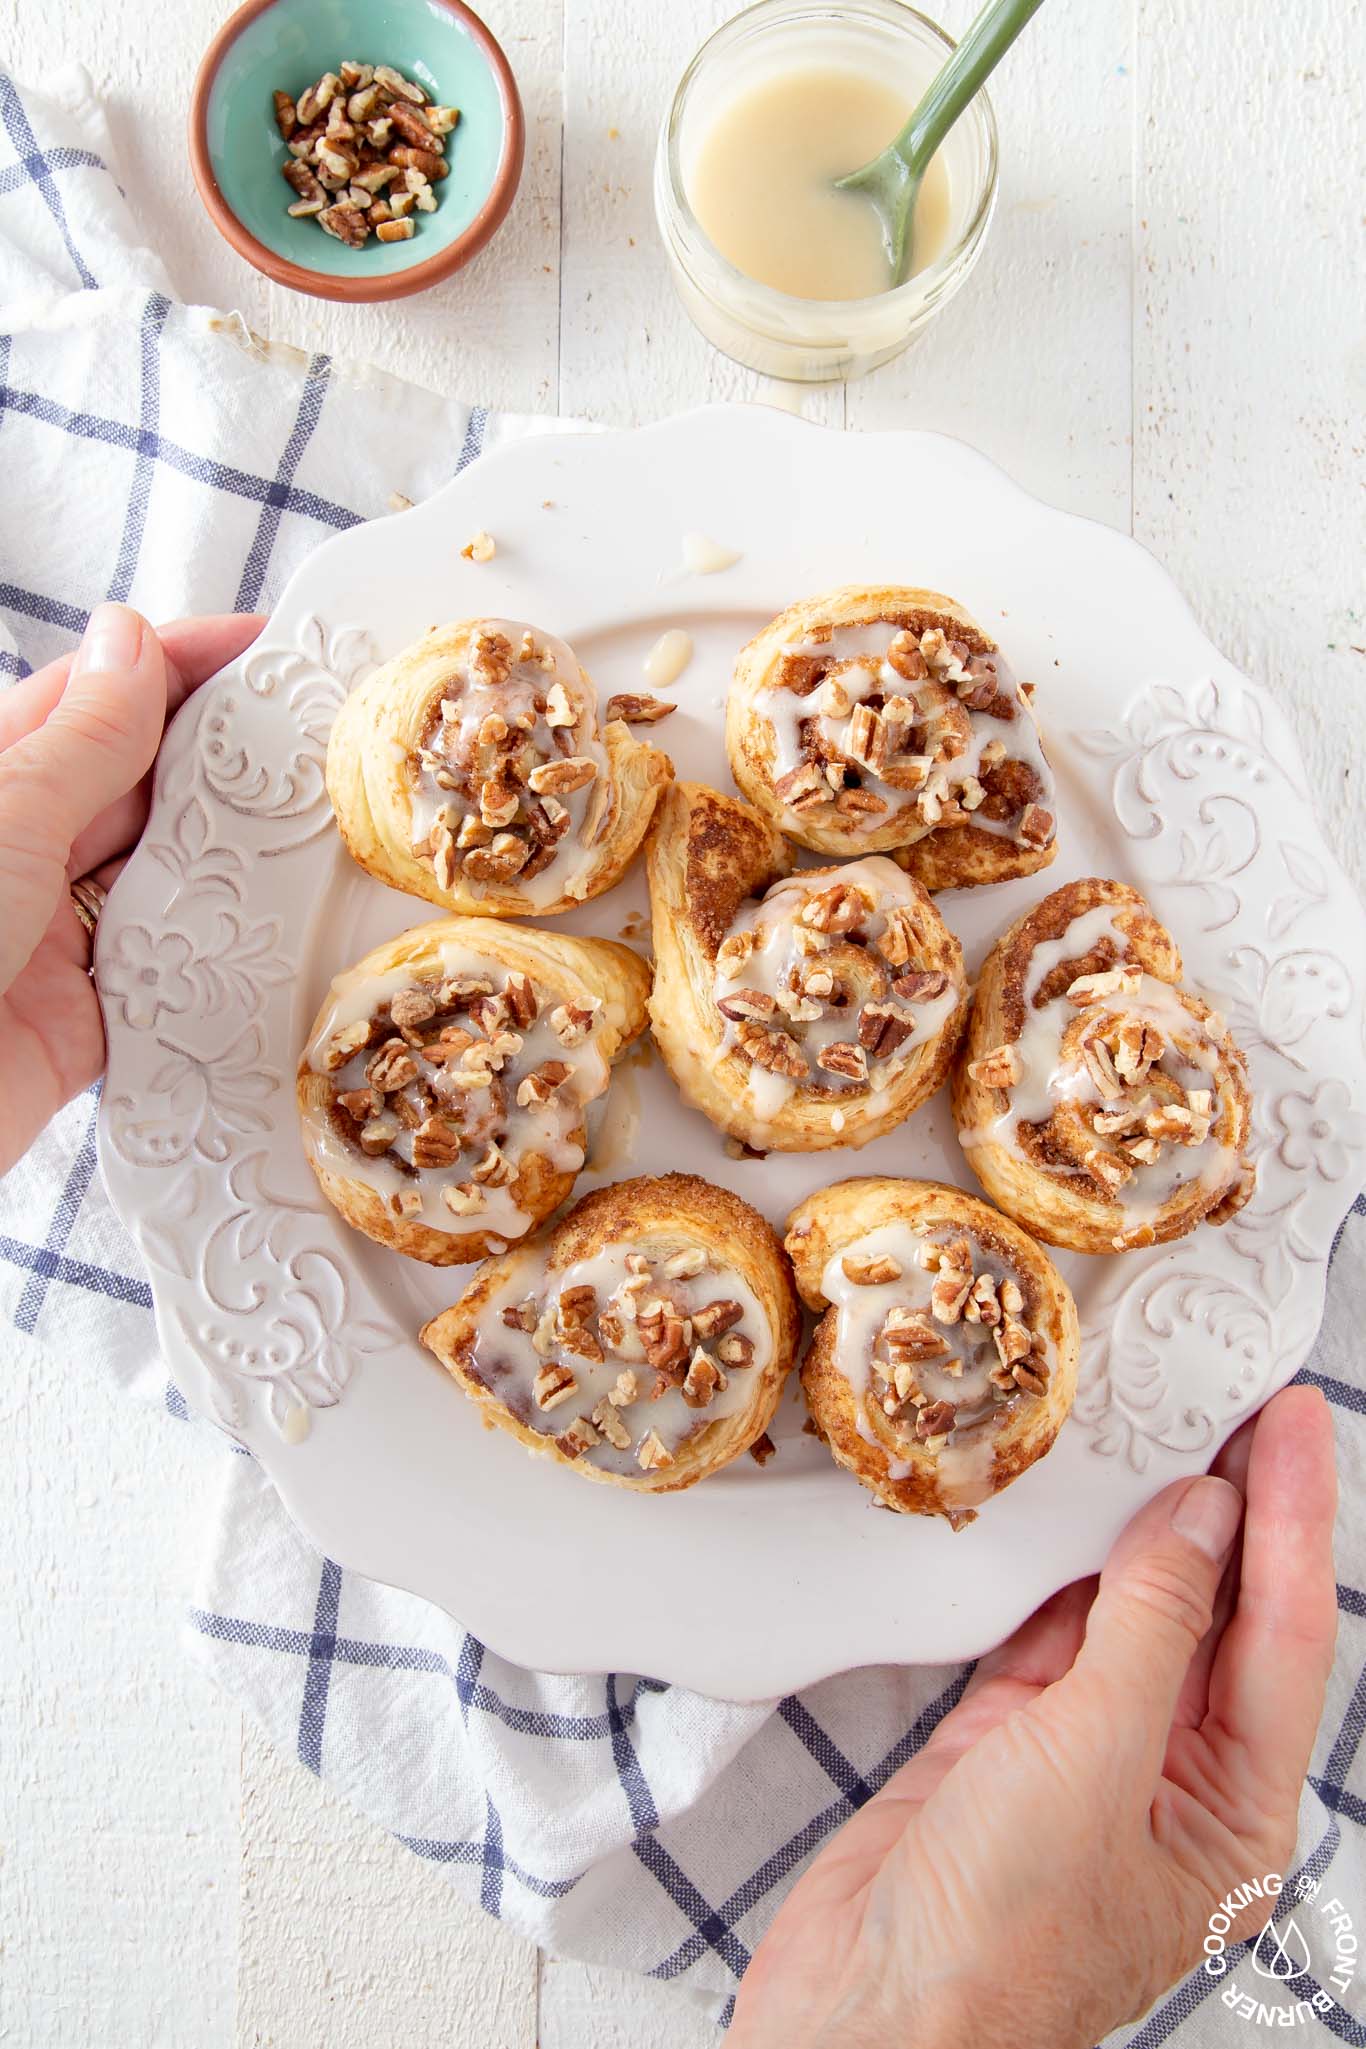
[
  {"x1": 72, "y1": 603, "x2": 144, "y2": 675},
  {"x1": 1170, "y1": 1476, "x2": 1243, "y2": 1562}
]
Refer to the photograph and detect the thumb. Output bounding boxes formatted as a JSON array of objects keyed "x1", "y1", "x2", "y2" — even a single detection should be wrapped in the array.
[
  {"x1": 1073, "y1": 1474, "x2": 1244, "y2": 1775},
  {"x1": 0, "y1": 605, "x2": 167, "y2": 988}
]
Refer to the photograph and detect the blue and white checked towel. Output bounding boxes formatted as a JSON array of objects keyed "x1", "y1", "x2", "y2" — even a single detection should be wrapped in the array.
[{"x1": 4, "y1": 69, "x2": 1366, "y2": 2037}]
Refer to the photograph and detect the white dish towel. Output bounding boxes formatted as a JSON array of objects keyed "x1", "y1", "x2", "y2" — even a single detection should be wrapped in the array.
[{"x1": 4, "y1": 69, "x2": 1365, "y2": 2035}]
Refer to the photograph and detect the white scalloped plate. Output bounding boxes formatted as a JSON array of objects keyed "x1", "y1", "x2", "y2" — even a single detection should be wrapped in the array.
[{"x1": 96, "y1": 406, "x2": 1366, "y2": 1700}]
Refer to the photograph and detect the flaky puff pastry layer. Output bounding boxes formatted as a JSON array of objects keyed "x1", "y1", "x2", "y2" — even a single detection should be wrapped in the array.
[
  {"x1": 421, "y1": 1174, "x2": 801, "y2": 1494},
  {"x1": 952, "y1": 878, "x2": 1255, "y2": 1254},
  {"x1": 325, "y1": 618, "x2": 672, "y2": 918},
  {"x1": 298, "y1": 918, "x2": 651, "y2": 1265},
  {"x1": 726, "y1": 584, "x2": 1057, "y2": 887},
  {"x1": 786, "y1": 1177, "x2": 1079, "y2": 1527},
  {"x1": 645, "y1": 781, "x2": 969, "y2": 1154}
]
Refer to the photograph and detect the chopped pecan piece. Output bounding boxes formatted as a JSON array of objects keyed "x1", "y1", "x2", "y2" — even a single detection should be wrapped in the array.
[
  {"x1": 817, "y1": 1041, "x2": 869, "y2": 1082},
  {"x1": 801, "y1": 881, "x2": 871, "y2": 934},
  {"x1": 528, "y1": 755, "x2": 597, "y2": 796},
  {"x1": 318, "y1": 201, "x2": 369, "y2": 247},
  {"x1": 963, "y1": 1274, "x2": 1001, "y2": 1326},
  {"x1": 882, "y1": 1307, "x2": 950, "y2": 1360},
  {"x1": 516, "y1": 1060, "x2": 572, "y2": 1107},
  {"x1": 321, "y1": 1019, "x2": 372, "y2": 1072},
  {"x1": 533, "y1": 1363, "x2": 578, "y2": 1411},
  {"x1": 773, "y1": 760, "x2": 827, "y2": 811},
  {"x1": 637, "y1": 1430, "x2": 674, "y2": 1471},
  {"x1": 503, "y1": 971, "x2": 539, "y2": 1027},
  {"x1": 367, "y1": 1039, "x2": 419, "y2": 1092},
  {"x1": 858, "y1": 1004, "x2": 915, "y2": 1058},
  {"x1": 715, "y1": 930, "x2": 757, "y2": 976},
  {"x1": 337, "y1": 1086, "x2": 379, "y2": 1121},
  {"x1": 390, "y1": 987, "x2": 437, "y2": 1038},
  {"x1": 892, "y1": 970, "x2": 950, "y2": 1003},
  {"x1": 558, "y1": 1415, "x2": 601, "y2": 1458},
  {"x1": 717, "y1": 988, "x2": 777, "y2": 1022},
  {"x1": 591, "y1": 1399, "x2": 632, "y2": 1450},
  {"x1": 916, "y1": 1400, "x2": 956, "y2": 1443},
  {"x1": 441, "y1": 1181, "x2": 486, "y2": 1216},
  {"x1": 663, "y1": 1246, "x2": 708, "y2": 1279},
  {"x1": 682, "y1": 1347, "x2": 727, "y2": 1409},
  {"x1": 967, "y1": 1044, "x2": 1022, "y2": 1089},
  {"x1": 841, "y1": 1251, "x2": 901, "y2": 1286},
  {"x1": 549, "y1": 1000, "x2": 599, "y2": 1047},
  {"x1": 735, "y1": 1020, "x2": 808, "y2": 1080},
  {"x1": 502, "y1": 1298, "x2": 539, "y2": 1332},
  {"x1": 1081, "y1": 1038, "x2": 1124, "y2": 1100},
  {"x1": 930, "y1": 1267, "x2": 973, "y2": 1325},
  {"x1": 412, "y1": 1116, "x2": 462, "y2": 1168},
  {"x1": 1018, "y1": 803, "x2": 1055, "y2": 847},
  {"x1": 358, "y1": 1114, "x2": 398, "y2": 1156},
  {"x1": 605, "y1": 692, "x2": 675, "y2": 724},
  {"x1": 1085, "y1": 1145, "x2": 1133, "y2": 1189},
  {"x1": 716, "y1": 1333, "x2": 755, "y2": 1369},
  {"x1": 691, "y1": 1299, "x2": 743, "y2": 1340}
]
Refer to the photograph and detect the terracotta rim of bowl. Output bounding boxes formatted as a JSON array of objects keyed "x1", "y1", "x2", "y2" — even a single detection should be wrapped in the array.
[{"x1": 188, "y1": 0, "x2": 525, "y2": 304}]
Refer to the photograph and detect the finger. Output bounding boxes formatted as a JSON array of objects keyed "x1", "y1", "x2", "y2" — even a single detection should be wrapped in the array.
[
  {"x1": 1203, "y1": 1384, "x2": 1337, "y2": 1790},
  {"x1": 1072, "y1": 1471, "x2": 1244, "y2": 1780},
  {"x1": 1171, "y1": 1418, "x2": 1258, "y2": 1729},
  {"x1": 0, "y1": 606, "x2": 167, "y2": 990},
  {"x1": 63, "y1": 614, "x2": 265, "y2": 878},
  {"x1": 966, "y1": 1575, "x2": 1098, "y2": 1695},
  {"x1": 0, "y1": 613, "x2": 264, "y2": 751}
]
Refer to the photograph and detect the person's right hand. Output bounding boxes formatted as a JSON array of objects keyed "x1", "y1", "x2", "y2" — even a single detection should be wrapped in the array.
[
  {"x1": 0, "y1": 604, "x2": 263, "y2": 1172},
  {"x1": 731, "y1": 1384, "x2": 1337, "y2": 2049}
]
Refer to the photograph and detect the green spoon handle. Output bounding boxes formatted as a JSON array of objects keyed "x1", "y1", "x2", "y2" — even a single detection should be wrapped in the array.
[{"x1": 897, "y1": 0, "x2": 1046, "y2": 175}]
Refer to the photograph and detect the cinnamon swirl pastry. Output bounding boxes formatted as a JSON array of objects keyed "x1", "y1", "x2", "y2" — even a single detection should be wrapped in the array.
[
  {"x1": 952, "y1": 879, "x2": 1255, "y2": 1253},
  {"x1": 726, "y1": 585, "x2": 1057, "y2": 887},
  {"x1": 786, "y1": 1177, "x2": 1079, "y2": 1527},
  {"x1": 326, "y1": 618, "x2": 672, "y2": 917},
  {"x1": 646, "y1": 782, "x2": 969, "y2": 1153},
  {"x1": 297, "y1": 919, "x2": 651, "y2": 1264},
  {"x1": 421, "y1": 1174, "x2": 801, "y2": 1491}
]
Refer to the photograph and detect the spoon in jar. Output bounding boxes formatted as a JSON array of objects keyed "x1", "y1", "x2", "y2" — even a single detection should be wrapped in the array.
[{"x1": 835, "y1": 0, "x2": 1047, "y2": 285}]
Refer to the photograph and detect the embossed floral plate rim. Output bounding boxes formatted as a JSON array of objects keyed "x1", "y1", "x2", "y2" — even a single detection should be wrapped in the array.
[{"x1": 95, "y1": 405, "x2": 1366, "y2": 1699}]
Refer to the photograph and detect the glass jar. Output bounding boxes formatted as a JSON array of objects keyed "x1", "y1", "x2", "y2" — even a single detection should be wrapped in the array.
[{"x1": 654, "y1": 0, "x2": 999, "y2": 384}]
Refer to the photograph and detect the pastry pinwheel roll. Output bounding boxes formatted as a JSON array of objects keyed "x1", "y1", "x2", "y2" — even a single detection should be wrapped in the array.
[
  {"x1": 420, "y1": 1174, "x2": 801, "y2": 1492},
  {"x1": 952, "y1": 879, "x2": 1255, "y2": 1254},
  {"x1": 326, "y1": 618, "x2": 672, "y2": 917},
  {"x1": 726, "y1": 584, "x2": 1057, "y2": 888},
  {"x1": 646, "y1": 782, "x2": 969, "y2": 1153},
  {"x1": 297, "y1": 918, "x2": 651, "y2": 1264},
  {"x1": 786, "y1": 1177, "x2": 1079, "y2": 1527}
]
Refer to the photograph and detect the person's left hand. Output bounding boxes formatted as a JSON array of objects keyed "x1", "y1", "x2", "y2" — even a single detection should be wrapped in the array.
[{"x1": 0, "y1": 603, "x2": 263, "y2": 1171}]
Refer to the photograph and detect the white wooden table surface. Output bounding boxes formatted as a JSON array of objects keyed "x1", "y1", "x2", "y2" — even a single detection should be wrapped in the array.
[{"x1": 5, "y1": 0, "x2": 1362, "y2": 2042}]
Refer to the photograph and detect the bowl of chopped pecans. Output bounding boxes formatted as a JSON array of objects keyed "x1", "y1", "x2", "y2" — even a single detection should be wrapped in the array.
[{"x1": 189, "y1": 0, "x2": 524, "y2": 301}]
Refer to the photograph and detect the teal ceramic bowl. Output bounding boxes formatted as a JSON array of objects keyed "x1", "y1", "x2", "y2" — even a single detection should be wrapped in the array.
[{"x1": 189, "y1": 0, "x2": 524, "y2": 302}]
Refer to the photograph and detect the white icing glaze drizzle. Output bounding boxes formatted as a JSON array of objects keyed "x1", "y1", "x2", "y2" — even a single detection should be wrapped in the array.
[
  {"x1": 762, "y1": 618, "x2": 1055, "y2": 846},
  {"x1": 963, "y1": 904, "x2": 1241, "y2": 1240},
  {"x1": 711, "y1": 856, "x2": 963, "y2": 1121},
  {"x1": 407, "y1": 619, "x2": 612, "y2": 911},
  {"x1": 822, "y1": 1221, "x2": 1051, "y2": 1515},
  {"x1": 302, "y1": 941, "x2": 611, "y2": 1240},
  {"x1": 642, "y1": 629, "x2": 693, "y2": 689},
  {"x1": 464, "y1": 1236, "x2": 770, "y2": 1478}
]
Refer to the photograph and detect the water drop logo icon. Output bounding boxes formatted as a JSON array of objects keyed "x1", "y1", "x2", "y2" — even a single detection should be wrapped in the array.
[{"x1": 1251, "y1": 1914, "x2": 1312, "y2": 1982}]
